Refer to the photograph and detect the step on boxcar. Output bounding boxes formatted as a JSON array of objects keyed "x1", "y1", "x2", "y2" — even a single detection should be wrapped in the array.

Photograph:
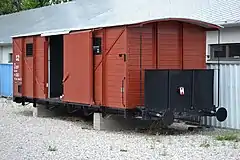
[{"x1": 12, "y1": 18, "x2": 227, "y2": 126}]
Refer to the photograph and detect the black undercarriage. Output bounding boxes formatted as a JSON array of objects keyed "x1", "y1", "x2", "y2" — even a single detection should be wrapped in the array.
[{"x1": 13, "y1": 69, "x2": 227, "y2": 127}]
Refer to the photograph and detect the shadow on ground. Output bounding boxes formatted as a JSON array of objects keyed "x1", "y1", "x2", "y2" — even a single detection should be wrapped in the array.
[
  {"x1": 14, "y1": 107, "x2": 94, "y2": 129},
  {"x1": 17, "y1": 110, "x2": 33, "y2": 117},
  {"x1": 13, "y1": 106, "x2": 219, "y2": 136}
]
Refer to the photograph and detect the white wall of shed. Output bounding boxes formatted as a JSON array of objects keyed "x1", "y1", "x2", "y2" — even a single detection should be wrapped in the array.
[
  {"x1": 0, "y1": 45, "x2": 12, "y2": 64},
  {"x1": 202, "y1": 63, "x2": 240, "y2": 130},
  {"x1": 204, "y1": 26, "x2": 240, "y2": 130},
  {"x1": 206, "y1": 26, "x2": 240, "y2": 61}
]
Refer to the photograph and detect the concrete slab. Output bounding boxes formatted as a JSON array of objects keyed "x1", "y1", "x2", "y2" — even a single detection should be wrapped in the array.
[
  {"x1": 32, "y1": 105, "x2": 55, "y2": 118},
  {"x1": 32, "y1": 105, "x2": 66, "y2": 118}
]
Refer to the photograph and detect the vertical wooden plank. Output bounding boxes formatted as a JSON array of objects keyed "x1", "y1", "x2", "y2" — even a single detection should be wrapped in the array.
[
  {"x1": 152, "y1": 23, "x2": 158, "y2": 69},
  {"x1": 102, "y1": 28, "x2": 106, "y2": 106},
  {"x1": 21, "y1": 38, "x2": 25, "y2": 97},
  {"x1": 33, "y1": 36, "x2": 36, "y2": 99},
  {"x1": 63, "y1": 30, "x2": 93, "y2": 104},
  {"x1": 89, "y1": 32, "x2": 94, "y2": 104},
  {"x1": 179, "y1": 22, "x2": 184, "y2": 69},
  {"x1": 123, "y1": 26, "x2": 128, "y2": 108},
  {"x1": 44, "y1": 37, "x2": 48, "y2": 98}
]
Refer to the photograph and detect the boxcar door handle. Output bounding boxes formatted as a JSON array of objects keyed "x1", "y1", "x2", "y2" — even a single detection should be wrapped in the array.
[
  {"x1": 121, "y1": 77, "x2": 126, "y2": 107},
  {"x1": 63, "y1": 73, "x2": 70, "y2": 83}
]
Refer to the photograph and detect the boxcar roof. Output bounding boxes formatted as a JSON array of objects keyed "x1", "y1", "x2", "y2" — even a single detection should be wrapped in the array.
[{"x1": 1, "y1": 0, "x2": 240, "y2": 43}]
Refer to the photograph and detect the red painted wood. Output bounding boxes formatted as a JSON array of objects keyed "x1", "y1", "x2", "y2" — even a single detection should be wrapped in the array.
[
  {"x1": 44, "y1": 38, "x2": 48, "y2": 98},
  {"x1": 152, "y1": 23, "x2": 158, "y2": 69},
  {"x1": 23, "y1": 37, "x2": 34, "y2": 98},
  {"x1": 179, "y1": 22, "x2": 184, "y2": 69},
  {"x1": 35, "y1": 36, "x2": 46, "y2": 99},
  {"x1": 33, "y1": 37, "x2": 36, "y2": 99},
  {"x1": 93, "y1": 30, "x2": 103, "y2": 105},
  {"x1": 102, "y1": 27, "x2": 127, "y2": 108},
  {"x1": 126, "y1": 24, "x2": 154, "y2": 108},
  {"x1": 157, "y1": 21, "x2": 181, "y2": 69},
  {"x1": 182, "y1": 23, "x2": 207, "y2": 69},
  {"x1": 13, "y1": 20, "x2": 210, "y2": 111},
  {"x1": 12, "y1": 38, "x2": 24, "y2": 97},
  {"x1": 63, "y1": 30, "x2": 93, "y2": 104}
]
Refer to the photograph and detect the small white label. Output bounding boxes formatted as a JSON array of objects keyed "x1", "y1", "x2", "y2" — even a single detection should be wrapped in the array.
[
  {"x1": 179, "y1": 87, "x2": 185, "y2": 96},
  {"x1": 14, "y1": 73, "x2": 19, "y2": 77},
  {"x1": 16, "y1": 55, "x2": 20, "y2": 62}
]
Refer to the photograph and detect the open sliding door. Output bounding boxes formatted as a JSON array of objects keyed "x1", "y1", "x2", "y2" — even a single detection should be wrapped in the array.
[{"x1": 63, "y1": 30, "x2": 94, "y2": 104}]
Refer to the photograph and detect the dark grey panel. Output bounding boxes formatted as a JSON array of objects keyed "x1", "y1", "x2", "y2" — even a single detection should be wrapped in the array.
[
  {"x1": 193, "y1": 69, "x2": 214, "y2": 110},
  {"x1": 144, "y1": 69, "x2": 215, "y2": 113},
  {"x1": 144, "y1": 70, "x2": 169, "y2": 112},
  {"x1": 169, "y1": 70, "x2": 192, "y2": 112}
]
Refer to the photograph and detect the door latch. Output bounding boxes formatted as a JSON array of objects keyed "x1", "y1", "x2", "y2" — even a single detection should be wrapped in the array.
[{"x1": 119, "y1": 53, "x2": 127, "y2": 62}]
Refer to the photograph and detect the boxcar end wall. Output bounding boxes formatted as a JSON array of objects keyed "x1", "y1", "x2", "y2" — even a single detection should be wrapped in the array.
[{"x1": 12, "y1": 20, "x2": 212, "y2": 114}]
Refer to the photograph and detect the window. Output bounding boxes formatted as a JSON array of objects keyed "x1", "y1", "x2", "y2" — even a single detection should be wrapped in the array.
[
  {"x1": 209, "y1": 43, "x2": 240, "y2": 60},
  {"x1": 93, "y1": 37, "x2": 102, "y2": 55},
  {"x1": 8, "y1": 53, "x2": 12, "y2": 63},
  {"x1": 229, "y1": 44, "x2": 240, "y2": 58},
  {"x1": 26, "y1": 43, "x2": 33, "y2": 56}
]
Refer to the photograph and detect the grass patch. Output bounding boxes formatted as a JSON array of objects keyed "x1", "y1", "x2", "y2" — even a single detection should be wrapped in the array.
[{"x1": 216, "y1": 133, "x2": 239, "y2": 142}]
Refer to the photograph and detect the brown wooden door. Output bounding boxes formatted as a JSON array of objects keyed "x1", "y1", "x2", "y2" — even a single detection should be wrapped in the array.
[{"x1": 63, "y1": 30, "x2": 94, "y2": 104}]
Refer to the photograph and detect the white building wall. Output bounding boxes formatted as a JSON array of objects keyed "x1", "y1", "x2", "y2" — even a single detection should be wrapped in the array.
[
  {"x1": 204, "y1": 26, "x2": 240, "y2": 130},
  {"x1": 202, "y1": 63, "x2": 240, "y2": 130},
  {"x1": 206, "y1": 26, "x2": 240, "y2": 61},
  {"x1": 0, "y1": 46, "x2": 2, "y2": 63},
  {"x1": 207, "y1": 26, "x2": 240, "y2": 44},
  {"x1": 0, "y1": 45, "x2": 12, "y2": 64}
]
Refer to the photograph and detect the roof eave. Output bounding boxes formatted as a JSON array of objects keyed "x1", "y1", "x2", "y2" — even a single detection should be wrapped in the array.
[
  {"x1": 220, "y1": 22, "x2": 240, "y2": 28},
  {"x1": 0, "y1": 42, "x2": 12, "y2": 46},
  {"x1": 11, "y1": 17, "x2": 223, "y2": 38}
]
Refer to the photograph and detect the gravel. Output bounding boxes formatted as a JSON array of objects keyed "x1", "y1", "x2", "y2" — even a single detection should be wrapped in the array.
[{"x1": 0, "y1": 98, "x2": 239, "y2": 160}]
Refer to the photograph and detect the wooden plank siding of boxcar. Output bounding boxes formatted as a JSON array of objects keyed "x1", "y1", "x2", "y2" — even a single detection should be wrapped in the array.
[
  {"x1": 22, "y1": 37, "x2": 34, "y2": 98},
  {"x1": 13, "y1": 38, "x2": 24, "y2": 97},
  {"x1": 93, "y1": 30, "x2": 103, "y2": 106},
  {"x1": 12, "y1": 20, "x2": 208, "y2": 112},
  {"x1": 182, "y1": 23, "x2": 206, "y2": 69},
  {"x1": 102, "y1": 27, "x2": 127, "y2": 108},
  {"x1": 63, "y1": 27, "x2": 127, "y2": 108},
  {"x1": 126, "y1": 21, "x2": 207, "y2": 109},
  {"x1": 26, "y1": 37, "x2": 46, "y2": 99},
  {"x1": 157, "y1": 21, "x2": 182, "y2": 69},
  {"x1": 126, "y1": 24, "x2": 154, "y2": 108},
  {"x1": 13, "y1": 36, "x2": 52, "y2": 100},
  {"x1": 35, "y1": 36, "x2": 46, "y2": 99},
  {"x1": 63, "y1": 31, "x2": 93, "y2": 104}
]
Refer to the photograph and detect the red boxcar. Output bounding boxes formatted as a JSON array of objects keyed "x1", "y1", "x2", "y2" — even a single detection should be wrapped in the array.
[{"x1": 12, "y1": 19, "x2": 227, "y2": 125}]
